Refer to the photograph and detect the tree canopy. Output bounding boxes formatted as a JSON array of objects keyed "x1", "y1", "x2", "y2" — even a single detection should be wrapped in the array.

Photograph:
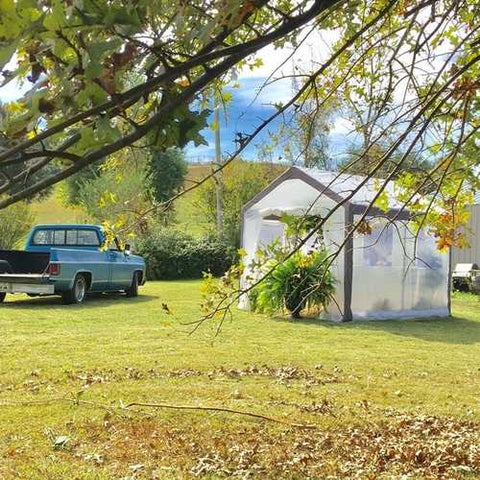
[
  {"x1": 147, "y1": 148, "x2": 188, "y2": 204},
  {"x1": 0, "y1": 0, "x2": 478, "y2": 248}
]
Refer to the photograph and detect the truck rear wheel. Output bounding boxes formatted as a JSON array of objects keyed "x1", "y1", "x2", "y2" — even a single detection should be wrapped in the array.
[
  {"x1": 62, "y1": 274, "x2": 87, "y2": 304},
  {"x1": 0, "y1": 292, "x2": 5, "y2": 303},
  {"x1": 125, "y1": 272, "x2": 139, "y2": 297}
]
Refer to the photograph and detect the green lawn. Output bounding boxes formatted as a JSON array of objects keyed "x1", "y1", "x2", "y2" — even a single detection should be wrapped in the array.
[{"x1": 1, "y1": 283, "x2": 480, "y2": 479}]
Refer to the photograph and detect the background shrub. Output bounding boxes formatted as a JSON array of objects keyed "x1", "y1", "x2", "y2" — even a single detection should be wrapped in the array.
[
  {"x1": 137, "y1": 229, "x2": 236, "y2": 280},
  {"x1": 76, "y1": 158, "x2": 153, "y2": 234},
  {"x1": 0, "y1": 202, "x2": 35, "y2": 249}
]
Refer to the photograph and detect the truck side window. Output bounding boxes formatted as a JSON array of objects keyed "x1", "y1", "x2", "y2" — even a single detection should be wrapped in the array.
[
  {"x1": 77, "y1": 230, "x2": 100, "y2": 246},
  {"x1": 107, "y1": 237, "x2": 121, "y2": 251},
  {"x1": 54, "y1": 230, "x2": 66, "y2": 245},
  {"x1": 66, "y1": 230, "x2": 77, "y2": 245}
]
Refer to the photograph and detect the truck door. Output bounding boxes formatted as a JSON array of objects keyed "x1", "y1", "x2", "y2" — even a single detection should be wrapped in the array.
[
  {"x1": 68, "y1": 229, "x2": 109, "y2": 291},
  {"x1": 107, "y1": 238, "x2": 131, "y2": 289}
]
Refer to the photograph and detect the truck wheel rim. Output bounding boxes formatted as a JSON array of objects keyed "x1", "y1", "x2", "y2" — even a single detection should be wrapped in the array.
[{"x1": 76, "y1": 278, "x2": 86, "y2": 302}]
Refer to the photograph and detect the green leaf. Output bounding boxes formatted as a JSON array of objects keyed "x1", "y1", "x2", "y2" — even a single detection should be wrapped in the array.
[
  {"x1": 84, "y1": 60, "x2": 104, "y2": 80},
  {"x1": 374, "y1": 189, "x2": 389, "y2": 213},
  {"x1": 0, "y1": 40, "x2": 17, "y2": 70},
  {"x1": 88, "y1": 39, "x2": 123, "y2": 60},
  {"x1": 76, "y1": 82, "x2": 109, "y2": 107},
  {"x1": 42, "y1": 0, "x2": 66, "y2": 30},
  {"x1": 96, "y1": 115, "x2": 121, "y2": 142}
]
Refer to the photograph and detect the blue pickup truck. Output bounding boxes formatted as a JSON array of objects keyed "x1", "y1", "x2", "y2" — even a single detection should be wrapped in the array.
[{"x1": 0, "y1": 224, "x2": 146, "y2": 304}]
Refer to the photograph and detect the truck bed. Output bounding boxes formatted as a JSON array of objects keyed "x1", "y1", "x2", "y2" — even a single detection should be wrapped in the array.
[
  {"x1": 0, "y1": 251, "x2": 52, "y2": 294},
  {"x1": 0, "y1": 250, "x2": 50, "y2": 274}
]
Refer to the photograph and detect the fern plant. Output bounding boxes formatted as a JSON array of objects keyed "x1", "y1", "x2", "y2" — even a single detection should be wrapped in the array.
[{"x1": 251, "y1": 249, "x2": 335, "y2": 319}]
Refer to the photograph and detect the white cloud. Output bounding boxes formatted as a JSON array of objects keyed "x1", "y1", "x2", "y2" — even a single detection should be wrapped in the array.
[
  {"x1": 330, "y1": 117, "x2": 354, "y2": 135},
  {"x1": 0, "y1": 80, "x2": 30, "y2": 103},
  {"x1": 238, "y1": 28, "x2": 337, "y2": 80},
  {"x1": 233, "y1": 76, "x2": 293, "y2": 105}
]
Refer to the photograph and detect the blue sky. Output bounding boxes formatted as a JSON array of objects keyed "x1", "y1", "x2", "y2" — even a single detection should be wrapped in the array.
[
  {"x1": 185, "y1": 76, "x2": 355, "y2": 164},
  {"x1": 185, "y1": 76, "x2": 292, "y2": 162}
]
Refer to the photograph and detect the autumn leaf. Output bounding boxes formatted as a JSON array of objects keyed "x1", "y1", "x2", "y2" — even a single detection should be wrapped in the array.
[{"x1": 357, "y1": 219, "x2": 373, "y2": 235}]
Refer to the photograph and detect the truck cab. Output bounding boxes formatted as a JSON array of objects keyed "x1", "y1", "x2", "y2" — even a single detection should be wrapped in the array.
[
  {"x1": 26, "y1": 224, "x2": 106, "y2": 253},
  {"x1": 0, "y1": 224, "x2": 146, "y2": 304}
]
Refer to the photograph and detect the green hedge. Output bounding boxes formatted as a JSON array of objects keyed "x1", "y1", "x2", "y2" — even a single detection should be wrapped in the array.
[{"x1": 137, "y1": 230, "x2": 236, "y2": 280}]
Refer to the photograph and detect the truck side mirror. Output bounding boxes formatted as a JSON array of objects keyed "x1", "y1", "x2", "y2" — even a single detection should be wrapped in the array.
[{"x1": 124, "y1": 244, "x2": 131, "y2": 256}]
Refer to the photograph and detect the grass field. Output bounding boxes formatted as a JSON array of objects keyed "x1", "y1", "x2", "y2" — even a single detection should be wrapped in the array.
[
  {"x1": 31, "y1": 188, "x2": 86, "y2": 226},
  {"x1": 174, "y1": 164, "x2": 212, "y2": 236},
  {"x1": 1, "y1": 282, "x2": 480, "y2": 479}
]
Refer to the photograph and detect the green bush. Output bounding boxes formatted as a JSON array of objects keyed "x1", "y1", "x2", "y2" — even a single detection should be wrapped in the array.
[
  {"x1": 0, "y1": 202, "x2": 35, "y2": 249},
  {"x1": 251, "y1": 249, "x2": 336, "y2": 318},
  {"x1": 137, "y1": 229, "x2": 236, "y2": 280},
  {"x1": 76, "y1": 161, "x2": 153, "y2": 234}
]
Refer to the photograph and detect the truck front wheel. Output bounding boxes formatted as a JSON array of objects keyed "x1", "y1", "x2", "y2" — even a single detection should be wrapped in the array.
[
  {"x1": 0, "y1": 292, "x2": 5, "y2": 303},
  {"x1": 62, "y1": 274, "x2": 87, "y2": 305}
]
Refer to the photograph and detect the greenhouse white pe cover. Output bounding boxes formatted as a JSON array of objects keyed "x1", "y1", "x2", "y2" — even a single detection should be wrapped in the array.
[{"x1": 240, "y1": 166, "x2": 450, "y2": 321}]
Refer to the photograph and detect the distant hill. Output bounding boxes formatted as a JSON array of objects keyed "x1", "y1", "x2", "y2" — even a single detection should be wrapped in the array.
[
  {"x1": 31, "y1": 187, "x2": 86, "y2": 225},
  {"x1": 30, "y1": 161, "x2": 288, "y2": 234}
]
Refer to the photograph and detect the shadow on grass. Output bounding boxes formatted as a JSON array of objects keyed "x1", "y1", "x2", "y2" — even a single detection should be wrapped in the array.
[
  {"x1": 271, "y1": 314, "x2": 480, "y2": 345},
  {"x1": 0, "y1": 292, "x2": 158, "y2": 308}
]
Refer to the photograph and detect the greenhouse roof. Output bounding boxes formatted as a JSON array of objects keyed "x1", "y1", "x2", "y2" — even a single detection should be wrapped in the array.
[
  {"x1": 245, "y1": 166, "x2": 409, "y2": 218},
  {"x1": 296, "y1": 167, "x2": 405, "y2": 210}
]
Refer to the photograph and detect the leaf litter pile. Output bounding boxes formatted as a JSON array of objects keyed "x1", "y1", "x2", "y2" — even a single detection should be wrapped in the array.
[
  {"x1": 43, "y1": 409, "x2": 479, "y2": 479},
  {"x1": 66, "y1": 364, "x2": 343, "y2": 389}
]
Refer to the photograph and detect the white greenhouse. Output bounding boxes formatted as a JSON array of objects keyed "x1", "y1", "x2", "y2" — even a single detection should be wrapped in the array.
[{"x1": 240, "y1": 166, "x2": 451, "y2": 321}]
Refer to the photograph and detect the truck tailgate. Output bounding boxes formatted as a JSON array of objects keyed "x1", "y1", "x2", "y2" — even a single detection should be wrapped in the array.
[
  {"x1": 0, "y1": 273, "x2": 50, "y2": 284},
  {"x1": 0, "y1": 274, "x2": 54, "y2": 295}
]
